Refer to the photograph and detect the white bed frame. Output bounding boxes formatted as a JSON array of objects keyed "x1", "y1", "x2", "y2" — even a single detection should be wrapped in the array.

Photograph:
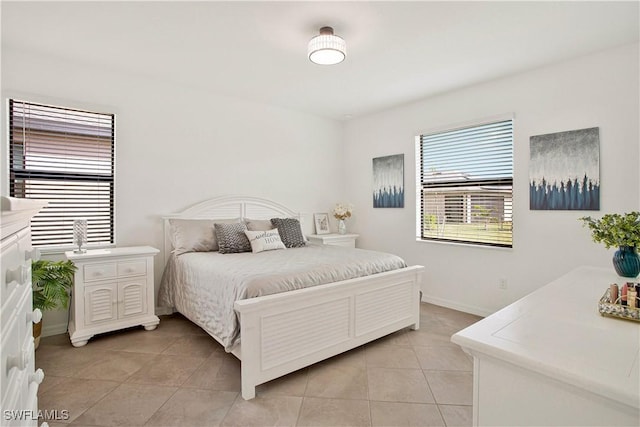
[{"x1": 162, "y1": 195, "x2": 424, "y2": 399}]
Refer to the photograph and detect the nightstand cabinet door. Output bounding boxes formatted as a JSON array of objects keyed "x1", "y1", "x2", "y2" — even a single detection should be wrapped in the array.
[
  {"x1": 118, "y1": 280, "x2": 147, "y2": 318},
  {"x1": 85, "y1": 284, "x2": 117, "y2": 324},
  {"x1": 66, "y1": 246, "x2": 160, "y2": 347}
]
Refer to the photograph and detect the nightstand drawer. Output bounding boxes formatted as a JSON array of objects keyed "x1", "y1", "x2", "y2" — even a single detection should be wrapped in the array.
[
  {"x1": 84, "y1": 263, "x2": 117, "y2": 282},
  {"x1": 117, "y1": 260, "x2": 146, "y2": 277}
]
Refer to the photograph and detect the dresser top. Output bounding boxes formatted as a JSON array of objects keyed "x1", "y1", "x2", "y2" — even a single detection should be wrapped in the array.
[
  {"x1": 452, "y1": 266, "x2": 640, "y2": 408},
  {"x1": 1, "y1": 196, "x2": 47, "y2": 239}
]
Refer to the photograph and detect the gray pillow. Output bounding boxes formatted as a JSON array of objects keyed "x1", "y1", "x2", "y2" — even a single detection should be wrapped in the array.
[
  {"x1": 215, "y1": 222, "x2": 252, "y2": 254},
  {"x1": 270, "y1": 218, "x2": 306, "y2": 248}
]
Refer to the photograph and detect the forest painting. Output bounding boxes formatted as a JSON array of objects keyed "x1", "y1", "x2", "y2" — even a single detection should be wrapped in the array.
[
  {"x1": 373, "y1": 154, "x2": 404, "y2": 208},
  {"x1": 529, "y1": 127, "x2": 600, "y2": 210}
]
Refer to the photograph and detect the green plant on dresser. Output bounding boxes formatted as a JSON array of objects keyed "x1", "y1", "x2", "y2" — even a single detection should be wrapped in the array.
[
  {"x1": 580, "y1": 211, "x2": 640, "y2": 278},
  {"x1": 32, "y1": 259, "x2": 77, "y2": 348}
]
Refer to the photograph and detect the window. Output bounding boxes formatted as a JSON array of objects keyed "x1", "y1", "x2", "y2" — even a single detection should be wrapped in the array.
[
  {"x1": 9, "y1": 99, "x2": 115, "y2": 247},
  {"x1": 417, "y1": 118, "x2": 513, "y2": 247}
]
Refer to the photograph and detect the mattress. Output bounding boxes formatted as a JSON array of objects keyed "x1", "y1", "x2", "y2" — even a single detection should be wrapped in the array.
[{"x1": 158, "y1": 244, "x2": 407, "y2": 351}]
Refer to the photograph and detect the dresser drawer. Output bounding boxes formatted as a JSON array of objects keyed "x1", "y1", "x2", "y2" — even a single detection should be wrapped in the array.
[
  {"x1": 1, "y1": 314, "x2": 21, "y2": 406},
  {"x1": 117, "y1": 260, "x2": 146, "y2": 277},
  {"x1": 84, "y1": 263, "x2": 117, "y2": 282}
]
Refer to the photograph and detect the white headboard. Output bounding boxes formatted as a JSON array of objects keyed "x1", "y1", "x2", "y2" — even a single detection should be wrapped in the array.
[{"x1": 162, "y1": 195, "x2": 304, "y2": 265}]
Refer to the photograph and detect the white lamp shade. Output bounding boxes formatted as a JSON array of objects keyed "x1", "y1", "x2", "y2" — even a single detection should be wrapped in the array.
[{"x1": 308, "y1": 28, "x2": 346, "y2": 65}]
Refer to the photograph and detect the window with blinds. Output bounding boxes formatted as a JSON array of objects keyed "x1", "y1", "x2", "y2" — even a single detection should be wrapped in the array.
[
  {"x1": 9, "y1": 99, "x2": 115, "y2": 247},
  {"x1": 417, "y1": 118, "x2": 513, "y2": 247}
]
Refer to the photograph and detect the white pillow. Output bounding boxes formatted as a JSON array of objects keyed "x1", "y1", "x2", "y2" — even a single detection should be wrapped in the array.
[
  {"x1": 245, "y1": 218, "x2": 275, "y2": 231},
  {"x1": 244, "y1": 228, "x2": 286, "y2": 253},
  {"x1": 169, "y1": 218, "x2": 240, "y2": 255}
]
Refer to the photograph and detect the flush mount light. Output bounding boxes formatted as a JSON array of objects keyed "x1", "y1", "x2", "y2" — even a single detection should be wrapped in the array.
[{"x1": 308, "y1": 26, "x2": 346, "y2": 65}]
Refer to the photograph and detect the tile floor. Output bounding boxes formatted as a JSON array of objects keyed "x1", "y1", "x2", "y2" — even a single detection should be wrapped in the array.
[{"x1": 36, "y1": 303, "x2": 481, "y2": 427}]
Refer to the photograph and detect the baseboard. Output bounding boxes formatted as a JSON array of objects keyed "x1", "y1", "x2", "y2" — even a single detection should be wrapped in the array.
[
  {"x1": 421, "y1": 293, "x2": 494, "y2": 318},
  {"x1": 42, "y1": 321, "x2": 68, "y2": 337}
]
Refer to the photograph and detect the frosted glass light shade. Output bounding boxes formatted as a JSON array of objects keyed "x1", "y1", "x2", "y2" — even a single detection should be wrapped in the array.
[
  {"x1": 308, "y1": 27, "x2": 346, "y2": 65},
  {"x1": 73, "y1": 218, "x2": 87, "y2": 253}
]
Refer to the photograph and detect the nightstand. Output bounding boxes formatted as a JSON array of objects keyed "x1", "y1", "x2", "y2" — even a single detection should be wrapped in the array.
[
  {"x1": 307, "y1": 233, "x2": 359, "y2": 248},
  {"x1": 65, "y1": 246, "x2": 160, "y2": 347}
]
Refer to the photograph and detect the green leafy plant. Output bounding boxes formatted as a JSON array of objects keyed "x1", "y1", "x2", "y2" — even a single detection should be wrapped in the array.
[
  {"x1": 579, "y1": 212, "x2": 640, "y2": 249},
  {"x1": 32, "y1": 260, "x2": 77, "y2": 311}
]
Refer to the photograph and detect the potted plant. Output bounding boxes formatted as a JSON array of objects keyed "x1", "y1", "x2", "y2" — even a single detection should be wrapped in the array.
[
  {"x1": 579, "y1": 212, "x2": 640, "y2": 278},
  {"x1": 32, "y1": 259, "x2": 77, "y2": 348}
]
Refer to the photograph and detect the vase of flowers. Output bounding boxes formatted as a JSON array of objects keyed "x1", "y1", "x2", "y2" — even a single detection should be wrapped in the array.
[
  {"x1": 580, "y1": 212, "x2": 640, "y2": 278},
  {"x1": 333, "y1": 203, "x2": 353, "y2": 235}
]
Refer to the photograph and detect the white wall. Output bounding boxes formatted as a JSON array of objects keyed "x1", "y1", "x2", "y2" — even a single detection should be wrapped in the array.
[
  {"x1": 343, "y1": 43, "x2": 640, "y2": 316},
  {"x1": 2, "y1": 48, "x2": 345, "y2": 335}
]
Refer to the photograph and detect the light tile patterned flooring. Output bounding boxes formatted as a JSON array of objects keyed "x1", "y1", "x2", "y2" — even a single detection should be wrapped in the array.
[{"x1": 37, "y1": 303, "x2": 481, "y2": 427}]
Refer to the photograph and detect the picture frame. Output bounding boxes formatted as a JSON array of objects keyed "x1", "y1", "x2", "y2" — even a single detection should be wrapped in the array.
[{"x1": 314, "y1": 213, "x2": 331, "y2": 235}]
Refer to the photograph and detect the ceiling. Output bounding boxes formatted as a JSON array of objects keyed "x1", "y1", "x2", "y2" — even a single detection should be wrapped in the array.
[{"x1": 2, "y1": 1, "x2": 639, "y2": 120}]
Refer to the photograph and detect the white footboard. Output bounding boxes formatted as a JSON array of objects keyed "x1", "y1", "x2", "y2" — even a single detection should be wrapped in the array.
[{"x1": 234, "y1": 265, "x2": 424, "y2": 399}]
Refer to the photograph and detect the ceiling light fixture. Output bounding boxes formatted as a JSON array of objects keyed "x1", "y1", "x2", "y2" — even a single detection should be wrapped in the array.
[{"x1": 308, "y1": 26, "x2": 346, "y2": 65}]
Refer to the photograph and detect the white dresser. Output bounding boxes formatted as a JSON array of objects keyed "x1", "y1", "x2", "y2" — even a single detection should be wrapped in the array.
[
  {"x1": 452, "y1": 266, "x2": 640, "y2": 426},
  {"x1": 1, "y1": 197, "x2": 47, "y2": 427},
  {"x1": 65, "y1": 246, "x2": 160, "y2": 347}
]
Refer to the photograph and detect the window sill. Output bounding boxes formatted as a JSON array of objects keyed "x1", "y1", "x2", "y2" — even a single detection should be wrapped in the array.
[{"x1": 415, "y1": 238, "x2": 513, "y2": 251}]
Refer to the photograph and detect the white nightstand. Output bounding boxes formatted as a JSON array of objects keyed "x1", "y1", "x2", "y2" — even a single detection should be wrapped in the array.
[
  {"x1": 65, "y1": 246, "x2": 160, "y2": 347},
  {"x1": 307, "y1": 233, "x2": 359, "y2": 248}
]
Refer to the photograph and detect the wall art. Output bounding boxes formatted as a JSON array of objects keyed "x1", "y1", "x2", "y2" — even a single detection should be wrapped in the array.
[
  {"x1": 373, "y1": 154, "x2": 404, "y2": 208},
  {"x1": 529, "y1": 127, "x2": 600, "y2": 210}
]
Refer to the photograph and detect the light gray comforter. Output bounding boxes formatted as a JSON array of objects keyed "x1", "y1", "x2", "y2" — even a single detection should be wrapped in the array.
[{"x1": 158, "y1": 244, "x2": 406, "y2": 351}]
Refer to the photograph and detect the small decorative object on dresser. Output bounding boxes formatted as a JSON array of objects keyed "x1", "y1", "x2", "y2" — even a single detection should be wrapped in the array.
[
  {"x1": 333, "y1": 203, "x2": 353, "y2": 235},
  {"x1": 579, "y1": 212, "x2": 640, "y2": 278},
  {"x1": 65, "y1": 246, "x2": 160, "y2": 347},
  {"x1": 313, "y1": 213, "x2": 330, "y2": 235},
  {"x1": 73, "y1": 218, "x2": 88, "y2": 253}
]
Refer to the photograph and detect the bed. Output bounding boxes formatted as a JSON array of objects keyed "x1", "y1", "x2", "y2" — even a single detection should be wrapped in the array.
[{"x1": 158, "y1": 195, "x2": 424, "y2": 399}]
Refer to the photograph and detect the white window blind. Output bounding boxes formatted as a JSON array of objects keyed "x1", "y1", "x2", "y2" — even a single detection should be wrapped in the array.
[
  {"x1": 418, "y1": 119, "x2": 513, "y2": 247},
  {"x1": 9, "y1": 99, "x2": 115, "y2": 247}
]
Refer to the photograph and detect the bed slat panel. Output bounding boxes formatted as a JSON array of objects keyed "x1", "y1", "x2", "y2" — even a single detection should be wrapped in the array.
[
  {"x1": 355, "y1": 281, "x2": 413, "y2": 336},
  {"x1": 261, "y1": 297, "x2": 350, "y2": 370},
  {"x1": 189, "y1": 204, "x2": 242, "y2": 219}
]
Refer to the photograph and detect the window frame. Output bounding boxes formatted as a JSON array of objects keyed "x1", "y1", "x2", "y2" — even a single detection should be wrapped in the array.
[
  {"x1": 6, "y1": 96, "x2": 117, "y2": 251},
  {"x1": 415, "y1": 114, "x2": 514, "y2": 248}
]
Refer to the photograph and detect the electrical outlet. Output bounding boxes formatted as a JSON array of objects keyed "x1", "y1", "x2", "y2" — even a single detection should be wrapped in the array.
[{"x1": 499, "y1": 278, "x2": 508, "y2": 290}]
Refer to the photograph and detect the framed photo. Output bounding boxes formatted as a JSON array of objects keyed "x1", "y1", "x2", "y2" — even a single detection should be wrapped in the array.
[{"x1": 314, "y1": 213, "x2": 330, "y2": 235}]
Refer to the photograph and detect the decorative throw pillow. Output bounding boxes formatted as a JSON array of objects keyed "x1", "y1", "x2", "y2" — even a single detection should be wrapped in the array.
[
  {"x1": 244, "y1": 229, "x2": 286, "y2": 253},
  {"x1": 245, "y1": 218, "x2": 275, "y2": 231},
  {"x1": 270, "y1": 218, "x2": 306, "y2": 248},
  {"x1": 214, "y1": 222, "x2": 252, "y2": 254}
]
